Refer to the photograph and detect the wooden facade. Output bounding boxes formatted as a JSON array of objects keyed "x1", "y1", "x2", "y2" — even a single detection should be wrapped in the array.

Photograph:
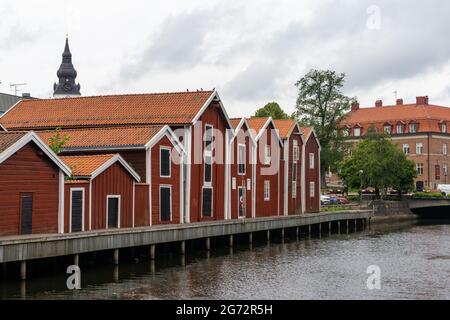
[{"x1": 303, "y1": 128, "x2": 321, "y2": 213}]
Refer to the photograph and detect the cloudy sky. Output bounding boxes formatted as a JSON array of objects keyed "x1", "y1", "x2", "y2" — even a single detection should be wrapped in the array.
[{"x1": 1, "y1": 0, "x2": 450, "y2": 117}]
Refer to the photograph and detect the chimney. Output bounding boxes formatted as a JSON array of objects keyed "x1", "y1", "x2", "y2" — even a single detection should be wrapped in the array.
[
  {"x1": 22, "y1": 93, "x2": 31, "y2": 98},
  {"x1": 396, "y1": 98, "x2": 404, "y2": 105},
  {"x1": 351, "y1": 101, "x2": 360, "y2": 112},
  {"x1": 375, "y1": 100, "x2": 383, "y2": 107},
  {"x1": 416, "y1": 96, "x2": 429, "y2": 105}
]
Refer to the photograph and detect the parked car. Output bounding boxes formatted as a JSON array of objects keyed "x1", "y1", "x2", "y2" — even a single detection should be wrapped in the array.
[
  {"x1": 437, "y1": 184, "x2": 450, "y2": 196},
  {"x1": 320, "y1": 195, "x2": 331, "y2": 205},
  {"x1": 336, "y1": 196, "x2": 349, "y2": 204},
  {"x1": 329, "y1": 196, "x2": 339, "y2": 205}
]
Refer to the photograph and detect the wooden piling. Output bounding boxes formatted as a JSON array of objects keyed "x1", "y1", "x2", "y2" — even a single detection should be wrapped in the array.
[
  {"x1": 206, "y1": 237, "x2": 211, "y2": 251},
  {"x1": 113, "y1": 249, "x2": 119, "y2": 265},
  {"x1": 150, "y1": 245, "x2": 156, "y2": 260},
  {"x1": 180, "y1": 240, "x2": 186, "y2": 255},
  {"x1": 20, "y1": 261, "x2": 26, "y2": 280}
]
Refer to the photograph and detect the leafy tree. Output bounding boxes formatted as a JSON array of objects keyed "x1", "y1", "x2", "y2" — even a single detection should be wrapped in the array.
[
  {"x1": 293, "y1": 69, "x2": 353, "y2": 187},
  {"x1": 338, "y1": 132, "x2": 417, "y2": 198},
  {"x1": 48, "y1": 128, "x2": 69, "y2": 155},
  {"x1": 254, "y1": 102, "x2": 290, "y2": 120}
]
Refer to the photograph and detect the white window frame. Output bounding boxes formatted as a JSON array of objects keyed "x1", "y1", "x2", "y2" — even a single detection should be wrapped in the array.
[
  {"x1": 237, "y1": 186, "x2": 246, "y2": 219},
  {"x1": 443, "y1": 164, "x2": 448, "y2": 176},
  {"x1": 204, "y1": 124, "x2": 213, "y2": 153},
  {"x1": 293, "y1": 140, "x2": 299, "y2": 161},
  {"x1": 309, "y1": 153, "x2": 315, "y2": 169},
  {"x1": 443, "y1": 143, "x2": 448, "y2": 155},
  {"x1": 159, "y1": 185, "x2": 172, "y2": 222},
  {"x1": 440, "y1": 123, "x2": 447, "y2": 133},
  {"x1": 201, "y1": 186, "x2": 213, "y2": 217},
  {"x1": 292, "y1": 180, "x2": 297, "y2": 199},
  {"x1": 354, "y1": 127, "x2": 361, "y2": 137},
  {"x1": 417, "y1": 163, "x2": 424, "y2": 176},
  {"x1": 309, "y1": 181, "x2": 315, "y2": 198},
  {"x1": 396, "y1": 124, "x2": 404, "y2": 134},
  {"x1": 264, "y1": 145, "x2": 271, "y2": 165},
  {"x1": 416, "y1": 143, "x2": 423, "y2": 155},
  {"x1": 204, "y1": 154, "x2": 213, "y2": 187},
  {"x1": 403, "y1": 144, "x2": 410, "y2": 155},
  {"x1": 409, "y1": 123, "x2": 418, "y2": 133},
  {"x1": 159, "y1": 146, "x2": 171, "y2": 178},
  {"x1": 238, "y1": 143, "x2": 246, "y2": 175},
  {"x1": 264, "y1": 180, "x2": 270, "y2": 201},
  {"x1": 384, "y1": 125, "x2": 391, "y2": 134},
  {"x1": 204, "y1": 124, "x2": 213, "y2": 188},
  {"x1": 69, "y1": 188, "x2": 85, "y2": 233},
  {"x1": 106, "y1": 195, "x2": 121, "y2": 229}
]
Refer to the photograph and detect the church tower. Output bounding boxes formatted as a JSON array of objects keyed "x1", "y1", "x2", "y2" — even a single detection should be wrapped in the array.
[{"x1": 53, "y1": 36, "x2": 81, "y2": 98}]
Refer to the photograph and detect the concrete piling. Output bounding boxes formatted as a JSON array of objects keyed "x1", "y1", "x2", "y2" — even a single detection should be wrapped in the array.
[
  {"x1": 308, "y1": 225, "x2": 312, "y2": 238},
  {"x1": 206, "y1": 237, "x2": 211, "y2": 251},
  {"x1": 249, "y1": 233, "x2": 253, "y2": 244},
  {"x1": 74, "y1": 254, "x2": 79, "y2": 266},
  {"x1": 328, "y1": 222, "x2": 332, "y2": 236},
  {"x1": 296, "y1": 227, "x2": 299, "y2": 240},
  {"x1": 229, "y1": 235, "x2": 234, "y2": 248},
  {"x1": 113, "y1": 249, "x2": 119, "y2": 265},
  {"x1": 267, "y1": 230, "x2": 271, "y2": 243},
  {"x1": 150, "y1": 245, "x2": 156, "y2": 260},
  {"x1": 338, "y1": 221, "x2": 341, "y2": 234},
  {"x1": 180, "y1": 240, "x2": 186, "y2": 255},
  {"x1": 346, "y1": 220, "x2": 349, "y2": 234},
  {"x1": 20, "y1": 261, "x2": 26, "y2": 280}
]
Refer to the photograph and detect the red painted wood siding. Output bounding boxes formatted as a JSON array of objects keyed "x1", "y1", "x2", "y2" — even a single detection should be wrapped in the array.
[
  {"x1": 0, "y1": 142, "x2": 60, "y2": 236},
  {"x1": 151, "y1": 136, "x2": 182, "y2": 225},
  {"x1": 135, "y1": 183, "x2": 150, "y2": 227},
  {"x1": 91, "y1": 162, "x2": 134, "y2": 229},
  {"x1": 190, "y1": 101, "x2": 226, "y2": 222},
  {"x1": 304, "y1": 134, "x2": 320, "y2": 213},
  {"x1": 230, "y1": 128, "x2": 253, "y2": 219},
  {"x1": 255, "y1": 122, "x2": 280, "y2": 217},
  {"x1": 287, "y1": 127, "x2": 303, "y2": 215},
  {"x1": 64, "y1": 182, "x2": 89, "y2": 233}
]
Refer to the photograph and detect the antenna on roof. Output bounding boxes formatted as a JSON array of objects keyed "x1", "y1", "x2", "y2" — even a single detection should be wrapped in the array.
[
  {"x1": 10, "y1": 83, "x2": 27, "y2": 96},
  {"x1": 393, "y1": 90, "x2": 398, "y2": 100}
]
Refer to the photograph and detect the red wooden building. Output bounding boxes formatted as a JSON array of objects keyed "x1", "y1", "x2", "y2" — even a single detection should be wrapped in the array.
[
  {"x1": 61, "y1": 154, "x2": 140, "y2": 231},
  {"x1": 273, "y1": 119, "x2": 305, "y2": 215},
  {"x1": 0, "y1": 131, "x2": 71, "y2": 236},
  {"x1": 246, "y1": 117, "x2": 282, "y2": 217},
  {"x1": 301, "y1": 127, "x2": 321, "y2": 213},
  {"x1": 228, "y1": 118, "x2": 257, "y2": 219}
]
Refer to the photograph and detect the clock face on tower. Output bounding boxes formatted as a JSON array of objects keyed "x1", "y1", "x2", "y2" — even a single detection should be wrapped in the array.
[{"x1": 63, "y1": 83, "x2": 72, "y2": 92}]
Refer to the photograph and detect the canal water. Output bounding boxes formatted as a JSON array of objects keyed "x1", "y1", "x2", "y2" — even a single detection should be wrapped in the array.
[{"x1": 1, "y1": 220, "x2": 449, "y2": 300}]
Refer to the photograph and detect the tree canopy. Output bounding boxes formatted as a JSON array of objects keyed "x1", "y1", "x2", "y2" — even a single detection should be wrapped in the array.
[
  {"x1": 48, "y1": 128, "x2": 69, "y2": 155},
  {"x1": 293, "y1": 69, "x2": 353, "y2": 186},
  {"x1": 338, "y1": 132, "x2": 417, "y2": 197},
  {"x1": 254, "y1": 102, "x2": 290, "y2": 120}
]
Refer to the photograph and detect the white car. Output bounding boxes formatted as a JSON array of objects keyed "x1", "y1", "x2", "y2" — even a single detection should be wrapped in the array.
[
  {"x1": 320, "y1": 195, "x2": 331, "y2": 205},
  {"x1": 437, "y1": 184, "x2": 450, "y2": 196}
]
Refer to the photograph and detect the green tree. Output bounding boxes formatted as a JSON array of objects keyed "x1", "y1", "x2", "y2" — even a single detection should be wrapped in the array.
[
  {"x1": 293, "y1": 69, "x2": 353, "y2": 187},
  {"x1": 254, "y1": 102, "x2": 290, "y2": 120},
  {"x1": 48, "y1": 128, "x2": 69, "y2": 155},
  {"x1": 339, "y1": 132, "x2": 417, "y2": 198}
]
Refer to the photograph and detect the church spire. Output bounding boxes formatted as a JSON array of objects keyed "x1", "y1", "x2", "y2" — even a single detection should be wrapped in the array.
[{"x1": 53, "y1": 36, "x2": 81, "y2": 98}]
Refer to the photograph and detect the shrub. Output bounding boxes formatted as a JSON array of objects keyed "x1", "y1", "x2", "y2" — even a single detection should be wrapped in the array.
[{"x1": 412, "y1": 192, "x2": 445, "y2": 199}]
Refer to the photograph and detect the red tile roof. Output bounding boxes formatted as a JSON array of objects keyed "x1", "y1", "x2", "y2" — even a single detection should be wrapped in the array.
[
  {"x1": 60, "y1": 154, "x2": 116, "y2": 177},
  {"x1": 37, "y1": 126, "x2": 164, "y2": 151},
  {"x1": 230, "y1": 118, "x2": 242, "y2": 129},
  {"x1": 341, "y1": 103, "x2": 450, "y2": 127},
  {"x1": 246, "y1": 117, "x2": 271, "y2": 136},
  {"x1": 0, "y1": 91, "x2": 215, "y2": 130},
  {"x1": 273, "y1": 119, "x2": 297, "y2": 139},
  {"x1": 0, "y1": 131, "x2": 27, "y2": 153},
  {"x1": 301, "y1": 127, "x2": 313, "y2": 138}
]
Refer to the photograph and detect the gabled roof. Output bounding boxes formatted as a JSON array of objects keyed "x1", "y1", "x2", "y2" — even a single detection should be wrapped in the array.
[
  {"x1": 60, "y1": 154, "x2": 140, "y2": 181},
  {"x1": 341, "y1": 103, "x2": 450, "y2": 127},
  {"x1": 229, "y1": 118, "x2": 257, "y2": 146},
  {"x1": 0, "y1": 131, "x2": 72, "y2": 175},
  {"x1": 0, "y1": 90, "x2": 232, "y2": 130},
  {"x1": 246, "y1": 117, "x2": 283, "y2": 146},
  {"x1": 272, "y1": 119, "x2": 303, "y2": 141},
  {"x1": 301, "y1": 127, "x2": 321, "y2": 150}
]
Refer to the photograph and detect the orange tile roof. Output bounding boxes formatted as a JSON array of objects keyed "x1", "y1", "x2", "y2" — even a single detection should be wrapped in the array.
[
  {"x1": 0, "y1": 91, "x2": 214, "y2": 130},
  {"x1": 60, "y1": 154, "x2": 116, "y2": 177},
  {"x1": 230, "y1": 118, "x2": 242, "y2": 129},
  {"x1": 246, "y1": 117, "x2": 271, "y2": 136},
  {"x1": 0, "y1": 131, "x2": 27, "y2": 153},
  {"x1": 341, "y1": 103, "x2": 450, "y2": 128},
  {"x1": 37, "y1": 126, "x2": 164, "y2": 151},
  {"x1": 301, "y1": 127, "x2": 313, "y2": 137},
  {"x1": 273, "y1": 119, "x2": 297, "y2": 139}
]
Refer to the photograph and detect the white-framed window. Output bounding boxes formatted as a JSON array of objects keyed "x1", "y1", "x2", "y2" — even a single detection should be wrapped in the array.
[
  {"x1": 232, "y1": 177, "x2": 236, "y2": 190},
  {"x1": 264, "y1": 180, "x2": 270, "y2": 201},
  {"x1": 416, "y1": 143, "x2": 423, "y2": 155},
  {"x1": 443, "y1": 143, "x2": 448, "y2": 155},
  {"x1": 396, "y1": 124, "x2": 404, "y2": 134},
  {"x1": 417, "y1": 163, "x2": 424, "y2": 176},
  {"x1": 354, "y1": 127, "x2": 361, "y2": 137},
  {"x1": 238, "y1": 144, "x2": 246, "y2": 175},
  {"x1": 292, "y1": 181, "x2": 297, "y2": 198},
  {"x1": 443, "y1": 164, "x2": 448, "y2": 177},
  {"x1": 202, "y1": 187, "x2": 213, "y2": 217},
  {"x1": 403, "y1": 144, "x2": 410, "y2": 155},
  {"x1": 309, "y1": 181, "x2": 315, "y2": 198},
  {"x1": 160, "y1": 146, "x2": 171, "y2": 178},
  {"x1": 264, "y1": 145, "x2": 271, "y2": 165},
  {"x1": 70, "y1": 188, "x2": 85, "y2": 233},
  {"x1": 106, "y1": 195, "x2": 121, "y2": 229},
  {"x1": 247, "y1": 178, "x2": 251, "y2": 190},
  {"x1": 159, "y1": 185, "x2": 172, "y2": 222},
  {"x1": 293, "y1": 140, "x2": 299, "y2": 161},
  {"x1": 384, "y1": 125, "x2": 391, "y2": 134},
  {"x1": 204, "y1": 154, "x2": 212, "y2": 185},
  {"x1": 343, "y1": 128, "x2": 350, "y2": 137},
  {"x1": 440, "y1": 122, "x2": 447, "y2": 133},
  {"x1": 409, "y1": 123, "x2": 418, "y2": 133},
  {"x1": 309, "y1": 153, "x2": 315, "y2": 169},
  {"x1": 204, "y1": 124, "x2": 213, "y2": 152}
]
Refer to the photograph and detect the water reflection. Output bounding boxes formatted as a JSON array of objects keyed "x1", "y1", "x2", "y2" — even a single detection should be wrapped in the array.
[{"x1": 1, "y1": 220, "x2": 449, "y2": 300}]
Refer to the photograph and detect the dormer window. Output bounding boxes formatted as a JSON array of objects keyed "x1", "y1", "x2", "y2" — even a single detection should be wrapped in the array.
[
  {"x1": 396, "y1": 123, "x2": 404, "y2": 134},
  {"x1": 353, "y1": 126, "x2": 361, "y2": 137},
  {"x1": 440, "y1": 122, "x2": 447, "y2": 133},
  {"x1": 343, "y1": 127, "x2": 350, "y2": 137},
  {"x1": 383, "y1": 124, "x2": 392, "y2": 135},
  {"x1": 409, "y1": 122, "x2": 418, "y2": 133}
]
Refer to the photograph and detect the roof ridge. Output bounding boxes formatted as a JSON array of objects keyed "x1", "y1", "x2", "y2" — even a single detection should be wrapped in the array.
[
  {"x1": 60, "y1": 153, "x2": 117, "y2": 159},
  {"x1": 39, "y1": 125, "x2": 163, "y2": 133},
  {"x1": 21, "y1": 90, "x2": 215, "y2": 103}
]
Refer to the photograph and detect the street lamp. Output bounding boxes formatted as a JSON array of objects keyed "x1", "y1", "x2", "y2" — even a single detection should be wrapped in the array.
[{"x1": 359, "y1": 170, "x2": 364, "y2": 204}]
